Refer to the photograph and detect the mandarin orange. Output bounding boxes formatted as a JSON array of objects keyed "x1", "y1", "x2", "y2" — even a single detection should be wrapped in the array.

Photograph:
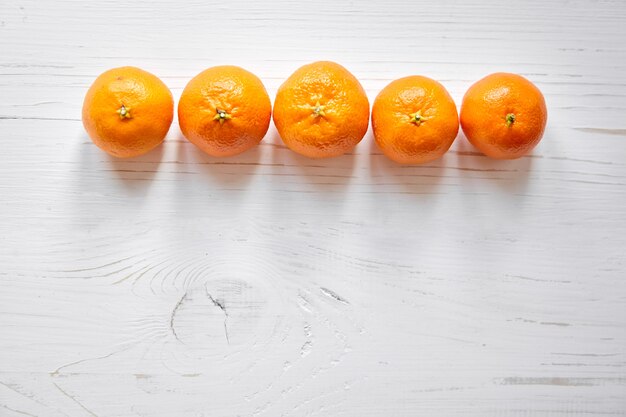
[
  {"x1": 178, "y1": 66, "x2": 271, "y2": 157},
  {"x1": 372, "y1": 76, "x2": 459, "y2": 164},
  {"x1": 460, "y1": 73, "x2": 547, "y2": 159},
  {"x1": 82, "y1": 67, "x2": 174, "y2": 158},
  {"x1": 273, "y1": 61, "x2": 370, "y2": 158}
]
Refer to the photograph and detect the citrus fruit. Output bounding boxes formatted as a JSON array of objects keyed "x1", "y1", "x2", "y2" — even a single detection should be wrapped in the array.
[
  {"x1": 460, "y1": 73, "x2": 547, "y2": 159},
  {"x1": 82, "y1": 66, "x2": 174, "y2": 158},
  {"x1": 178, "y1": 66, "x2": 271, "y2": 157},
  {"x1": 273, "y1": 61, "x2": 370, "y2": 158},
  {"x1": 372, "y1": 76, "x2": 459, "y2": 164}
]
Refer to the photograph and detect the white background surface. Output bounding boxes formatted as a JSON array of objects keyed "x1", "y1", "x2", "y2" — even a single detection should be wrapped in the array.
[{"x1": 1, "y1": 0, "x2": 625, "y2": 416}]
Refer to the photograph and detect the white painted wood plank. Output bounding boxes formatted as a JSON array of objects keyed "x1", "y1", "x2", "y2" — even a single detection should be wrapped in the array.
[{"x1": 1, "y1": 0, "x2": 625, "y2": 416}]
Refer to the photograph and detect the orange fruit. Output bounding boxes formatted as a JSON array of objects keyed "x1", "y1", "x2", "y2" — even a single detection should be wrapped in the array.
[
  {"x1": 273, "y1": 61, "x2": 370, "y2": 158},
  {"x1": 82, "y1": 66, "x2": 173, "y2": 158},
  {"x1": 372, "y1": 76, "x2": 459, "y2": 164},
  {"x1": 460, "y1": 73, "x2": 547, "y2": 159},
  {"x1": 178, "y1": 66, "x2": 271, "y2": 157}
]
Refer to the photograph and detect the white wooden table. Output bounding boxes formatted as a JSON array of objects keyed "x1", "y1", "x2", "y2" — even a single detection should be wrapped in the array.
[{"x1": 1, "y1": 1, "x2": 625, "y2": 416}]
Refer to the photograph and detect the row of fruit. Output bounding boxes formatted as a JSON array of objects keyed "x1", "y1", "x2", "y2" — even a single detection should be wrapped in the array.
[{"x1": 82, "y1": 61, "x2": 547, "y2": 163}]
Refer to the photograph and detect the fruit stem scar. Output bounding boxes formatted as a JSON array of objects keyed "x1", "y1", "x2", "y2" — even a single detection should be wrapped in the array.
[
  {"x1": 506, "y1": 113, "x2": 516, "y2": 127},
  {"x1": 213, "y1": 108, "x2": 232, "y2": 125},
  {"x1": 310, "y1": 101, "x2": 326, "y2": 117},
  {"x1": 117, "y1": 105, "x2": 131, "y2": 119},
  {"x1": 409, "y1": 110, "x2": 426, "y2": 125}
]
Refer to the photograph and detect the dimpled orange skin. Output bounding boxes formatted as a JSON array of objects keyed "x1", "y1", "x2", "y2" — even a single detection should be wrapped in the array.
[
  {"x1": 178, "y1": 66, "x2": 271, "y2": 157},
  {"x1": 460, "y1": 73, "x2": 547, "y2": 159},
  {"x1": 273, "y1": 61, "x2": 370, "y2": 158},
  {"x1": 82, "y1": 67, "x2": 173, "y2": 158},
  {"x1": 372, "y1": 76, "x2": 459, "y2": 164}
]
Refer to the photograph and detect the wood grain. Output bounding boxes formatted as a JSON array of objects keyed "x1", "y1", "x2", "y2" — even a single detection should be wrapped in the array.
[{"x1": 1, "y1": 0, "x2": 625, "y2": 416}]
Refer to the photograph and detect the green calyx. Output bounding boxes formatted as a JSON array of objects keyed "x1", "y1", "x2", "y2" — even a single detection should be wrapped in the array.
[
  {"x1": 505, "y1": 113, "x2": 516, "y2": 127},
  {"x1": 309, "y1": 101, "x2": 326, "y2": 117},
  {"x1": 116, "y1": 105, "x2": 131, "y2": 119},
  {"x1": 409, "y1": 110, "x2": 427, "y2": 126},
  {"x1": 213, "y1": 109, "x2": 232, "y2": 124}
]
